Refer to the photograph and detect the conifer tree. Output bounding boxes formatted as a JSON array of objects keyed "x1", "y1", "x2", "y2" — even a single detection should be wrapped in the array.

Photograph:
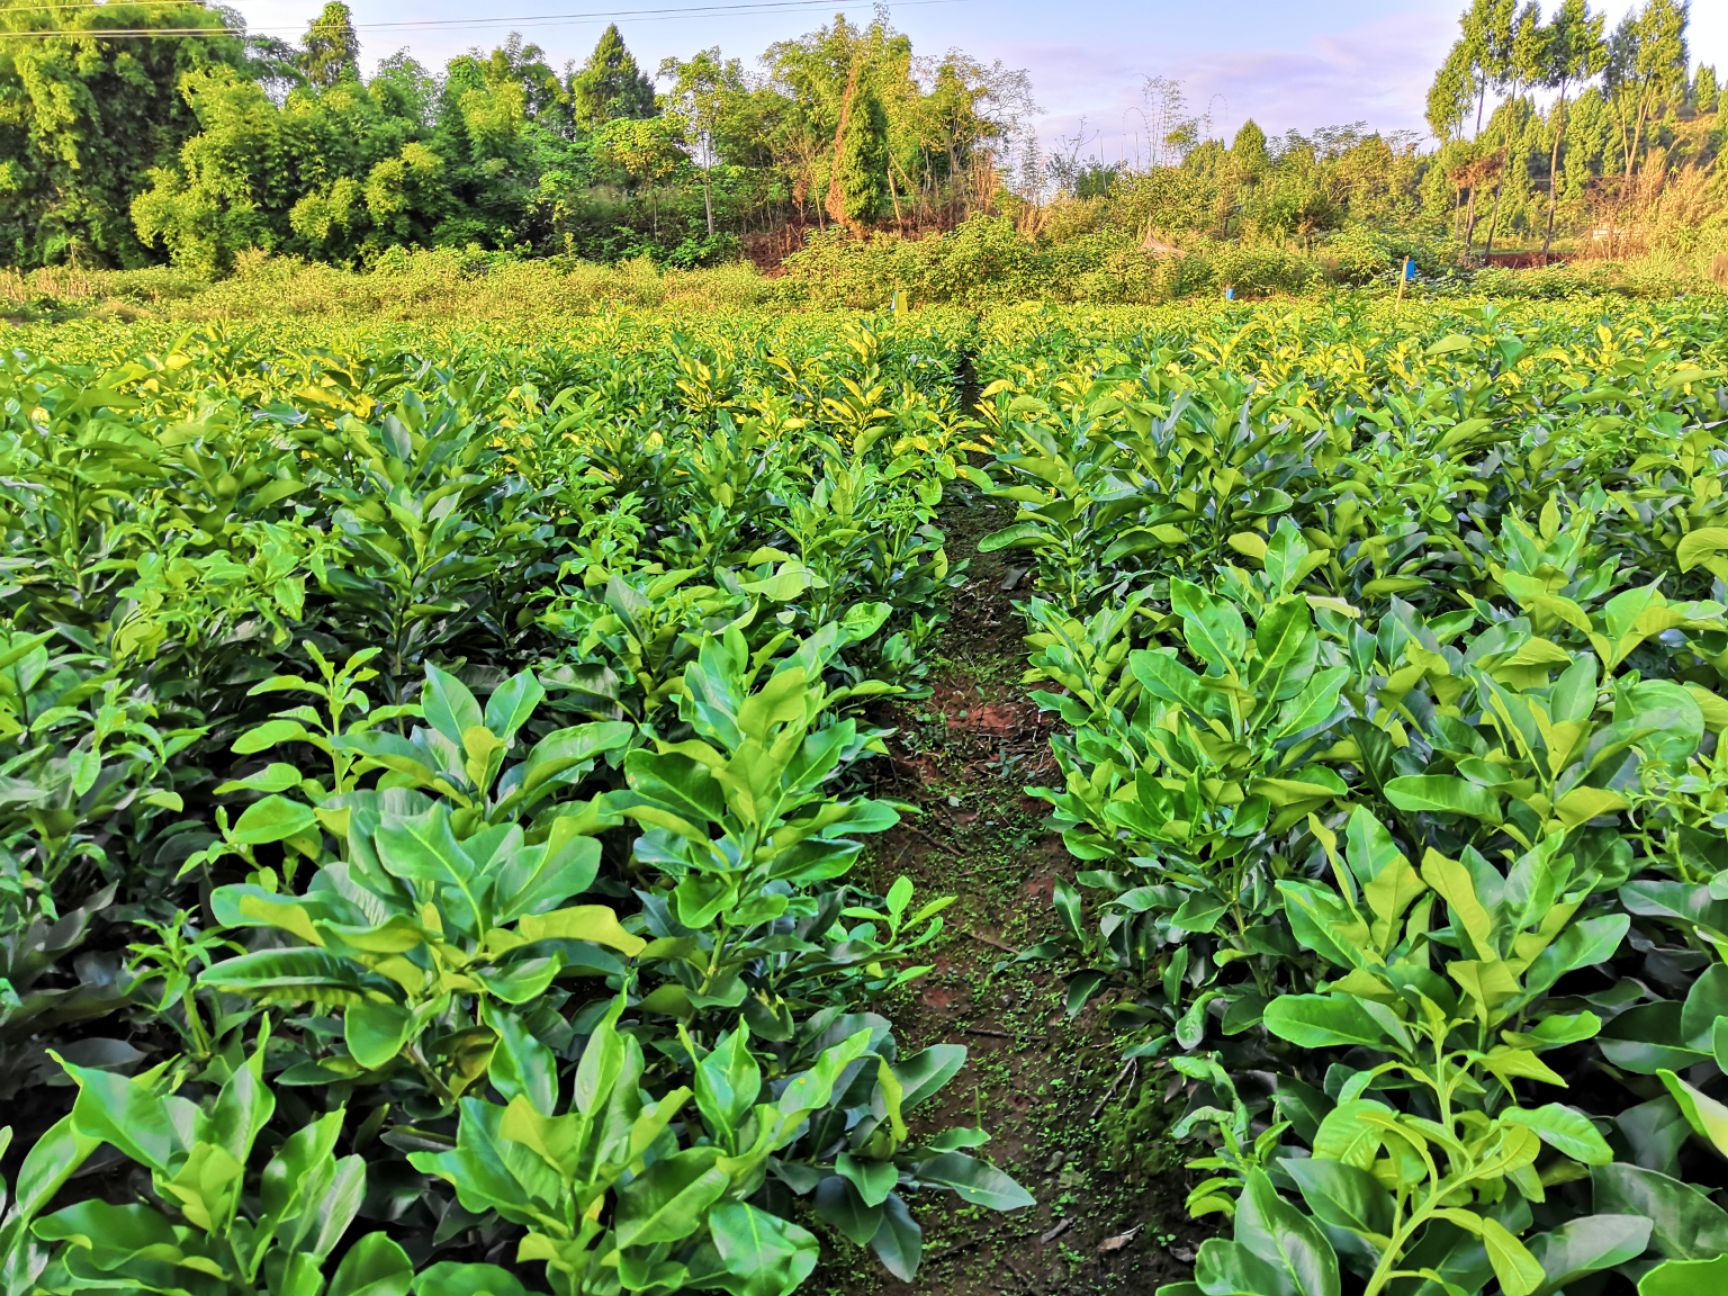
[{"x1": 571, "y1": 25, "x2": 656, "y2": 130}]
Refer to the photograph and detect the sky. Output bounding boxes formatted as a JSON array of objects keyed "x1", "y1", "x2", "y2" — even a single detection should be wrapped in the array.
[{"x1": 225, "y1": 0, "x2": 1727, "y2": 158}]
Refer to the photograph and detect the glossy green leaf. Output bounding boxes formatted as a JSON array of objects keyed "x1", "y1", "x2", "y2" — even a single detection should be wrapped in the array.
[
  {"x1": 912, "y1": 1153, "x2": 1034, "y2": 1211},
  {"x1": 1501, "y1": 1105, "x2": 1613, "y2": 1166},
  {"x1": 1528, "y1": 1214, "x2": 1653, "y2": 1296},
  {"x1": 707, "y1": 1202, "x2": 819, "y2": 1296},
  {"x1": 613, "y1": 1149, "x2": 729, "y2": 1248},
  {"x1": 328, "y1": 1233, "x2": 413, "y2": 1296},
  {"x1": 1385, "y1": 775, "x2": 1499, "y2": 819},
  {"x1": 1592, "y1": 1163, "x2": 1728, "y2": 1259},
  {"x1": 1657, "y1": 1070, "x2": 1728, "y2": 1159},
  {"x1": 1234, "y1": 1169, "x2": 1340, "y2": 1296},
  {"x1": 1640, "y1": 1255, "x2": 1728, "y2": 1295}
]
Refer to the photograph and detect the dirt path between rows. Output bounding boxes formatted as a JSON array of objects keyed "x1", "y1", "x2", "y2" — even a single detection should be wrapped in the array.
[{"x1": 821, "y1": 482, "x2": 1197, "y2": 1296}]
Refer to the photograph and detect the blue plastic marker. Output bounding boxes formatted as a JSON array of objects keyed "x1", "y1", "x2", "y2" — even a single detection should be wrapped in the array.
[{"x1": 1398, "y1": 256, "x2": 1416, "y2": 301}]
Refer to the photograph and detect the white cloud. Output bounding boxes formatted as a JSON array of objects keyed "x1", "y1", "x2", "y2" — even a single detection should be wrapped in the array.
[{"x1": 1019, "y1": 8, "x2": 1457, "y2": 162}]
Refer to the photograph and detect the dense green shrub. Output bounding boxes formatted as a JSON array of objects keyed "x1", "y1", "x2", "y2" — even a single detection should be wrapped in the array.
[
  {"x1": 1, "y1": 246, "x2": 772, "y2": 321},
  {"x1": 970, "y1": 297, "x2": 1728, "y2": 1296},
  {"x1": 1206, "y1": 243, "x2": 1322, "y2": 297},
  {"x1": 0, "y1": 312, "x2": 1026, "y2": 1295}
]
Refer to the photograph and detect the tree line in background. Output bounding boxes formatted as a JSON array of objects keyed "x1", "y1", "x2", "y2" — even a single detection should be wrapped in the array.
[
  {"x1": 0, "y1": 0, "x2": 1721, "y2": 279},
  {"x1": 0, "y1": 0, "x2": 1031, "y2": 271},
  {"x1": 1009, "y1": 0, "x2": 1719, "y2": 274}
]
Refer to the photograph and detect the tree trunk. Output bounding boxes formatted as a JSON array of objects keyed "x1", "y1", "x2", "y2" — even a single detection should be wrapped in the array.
[
  {"x1": 1483, "y1": 179, "x2": 1505, "y2": 258},
  {"x1": 892, "y1": 155, "x2": 920, "y2": 226},
  {"x1": 702, "y1": 173, "x2": 714, "y2": 236},
  {"x1": 1462, "y1": 183, "x2": 1481, "y2": 258},
  {"x1": 1541, "y1": 90, "x2": 1567, "y2": 258},
  {"x1": 1625, "y1": 91, "x2": 1651, "y2": 182}
]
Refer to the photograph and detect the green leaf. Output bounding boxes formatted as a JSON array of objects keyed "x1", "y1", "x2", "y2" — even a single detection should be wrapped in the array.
[
  {"x1": 1263, "y1": 995, "x2": 1397, "y2": 1051},
  {"x1": 1131, "y1": 648, "x2": 1209, "y2": 711},
  {"x1": 0, "y1": 631, "x2": 52, "y2": 674},
  {"x1": 30, "y1": 1199, "x2": 186, "y2": 1267},
  {"x1": 1281, "y1": 1158, "x2": 1395, "y2": 1240},
  {"x1": 1170, "y1": 578, "x2": 1247, "y2": 674},
  {"x1": 374, "y1": 806, "x2": 486, "y2": 930},
  {"x1": 329, "y1": 1233, "x2": 413, "y2": 1296},
  {"x1": 976, "y1": 521, "x2": 1051, "y2": 553},
  {"x1": 515, "y1": 903, "x2": 645, "y2": 956},
  {"x1": 1657, "y1": 1069, "x2": 1728, "y2": 1159},
  {"x1": 912, "y1": 1153, "x2": 1034, "y2": 1211},
  {"x1": 1234, "y1": 1168, "x2": 1340, "y2": 1296},
  {"x1": 893, "y1": 1045, "x2": 966, "y2": 1111},
  {"x1": 345, "y1": 1001, "x2": 414, "y2": 1071},
  {"x1": 409, "y1": 1262, "x2": 534, "y2": 1296},
  {"x1": 836, "y1": 1151, "x2": 897, "y2": 1209},
  {"x1": 206, "y1": 1028, "x2": 275, "y2": 1168},
  {"x1": 423, "y1": 664, "x2": 484, "y2": 747},
  {"x1": 202, "y1": 948, "x2": 396, "y2": 1008},
  {"x1": 1592, "y1": 1163, "x2": 1728, "y2": 1259},
  {"x1": 1271, "y1": 665, "x2": 1348, "y2": 739},
  {"x1": 1528, "y1": 1214, "x2": 1653, "y2": 1296},
  {"x1": 3, "y1": 1114, "x2": 97, "y2": 1221},
  {"x1": 1385, "y1": 775, "x2": 1499, "y2": 820},
  {"x1": 1676, "y1": 528, "x2": 1728, "y2": 573},
  {"x1": 63, "y1": 1063, "x2": 195, "y2": 1174},
  {"x1": 494, "y1": 820, "x2": 602, "y2": 921},
  {"x1": 515, "y1": 721, "x2": 633, "y2": 804},
  {"x1": 1253, "y1": 598, "x2": 1319, "y2": 704},
  {"x1": 1310, "y1": 1100, "x2": 1393, "y2": 1170},
  {"x1": 1553, "y1": 785, "x2": 1630, "y2": 829},
  {"x1": 1193, "y1": 1236, "x2": 1298, "y2": 1296},
  {"x1": 230, "y1": 794, "x2": 319, "y2": 845},
  {"x1": 1418, "y1": 847, "x2": 1498, "y2": 959},
  {"x1": 707, "y1": 1202, "x2": 819, "y2": 1296},
  {"x1": 232, "y1": 717, "x2": 313, "y2": 755},
  {"x1": 1500, "y1": 1105, "x2": 1613, "y2": 1166},
  {"x1": 867, "y1": 1193, "x2": 921, "y2": 1281},
  {"x1": 1681, "y1": 965, "x2": 1728, "y2": 1047},
  {"x1": 484, "y1": 671, "x2": 546, "y2": 743},
  {"x1": 815, "y1": 1175, "x2": 884, "y2": 1246},
  {"x1": 482, "y1": 1003, "x2": 557, "y2": 1115},
  {"x1": 1482, "y1": 1215, "x2": 1544, "y2": 1296},
  {"x1": 1342, "y1": 807, "x2": 1423, "y2": 929},
  {"x1": 691, "y1": 1026, "x2": 760, "y2": 1135},
  {"x1": 614, "y1": 1149, "x2": 729, "y2": 1248},
  {"x1": 1641, "y1": 1256, "x2": 1728, "y2": 1295}
]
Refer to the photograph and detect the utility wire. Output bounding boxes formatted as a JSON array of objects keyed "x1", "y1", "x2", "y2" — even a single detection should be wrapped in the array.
[
  {"x1": 2, "y1": 1, "x2": 217, "y2": 11},
  {"x1": 0, "y1": 0, "x2": 968, "y2": 38}
]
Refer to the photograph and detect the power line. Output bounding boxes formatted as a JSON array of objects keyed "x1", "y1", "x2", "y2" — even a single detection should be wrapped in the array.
[
  {"x1": 2, "y1": 1, "x2": 214, "y2": 12},
  {"x1": 0, "y1": 0, "x2": 967, "y2": 39}
]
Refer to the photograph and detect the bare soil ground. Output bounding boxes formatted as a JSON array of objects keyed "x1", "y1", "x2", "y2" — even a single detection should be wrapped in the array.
[{"x1": 818, "y1": 484, "x2": 1199, "y2": 1296}]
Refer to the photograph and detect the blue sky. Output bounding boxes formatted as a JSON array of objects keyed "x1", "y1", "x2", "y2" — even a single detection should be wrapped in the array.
[{"x1": 230, "y1": 0, "x2": 1726, "y2": 154}]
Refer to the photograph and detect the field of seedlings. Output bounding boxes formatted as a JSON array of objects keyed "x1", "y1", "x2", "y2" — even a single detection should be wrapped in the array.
[{"x1": 3, "y1": 298, "x2": 1727, "y2": 1296}]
